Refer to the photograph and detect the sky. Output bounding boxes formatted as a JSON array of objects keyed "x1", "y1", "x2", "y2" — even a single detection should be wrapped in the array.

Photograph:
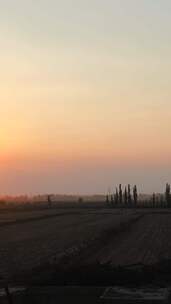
[{"x1": 0, "y1": 0, "x2": 171, "y2": 195}]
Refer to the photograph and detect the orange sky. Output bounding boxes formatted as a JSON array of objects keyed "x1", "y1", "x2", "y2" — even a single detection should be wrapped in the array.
[{"x1": 0, "y1": 0, "x2": 171, "y2": 194}]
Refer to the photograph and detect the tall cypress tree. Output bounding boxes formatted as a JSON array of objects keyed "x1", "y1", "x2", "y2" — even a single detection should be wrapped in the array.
[
  {"x1": 133, "y1": 185, "x2": 138, "y2": 207},
  {"x1": 128, "y1": 184, "x2": 132, "y2": 207},
  {"x1": 124, "y1": 187, "x2": 128, "y2": 206},
  {"x1": 115, "y1": 188, "x2": 119, "y2": 205},
  {"x1": 165, "y1": 183, "x2": 171, "y2": 208},
  {"x1": 119, "y1": 184, "x2": 122, "y2": 205},
  {"x1": 111, "y1": 195, "x2": 114, "y2": 206}
]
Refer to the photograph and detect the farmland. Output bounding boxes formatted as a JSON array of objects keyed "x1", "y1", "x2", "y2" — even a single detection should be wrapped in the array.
[{"x1": 0, "y1": 206, "x2": 171, "y2": 283}]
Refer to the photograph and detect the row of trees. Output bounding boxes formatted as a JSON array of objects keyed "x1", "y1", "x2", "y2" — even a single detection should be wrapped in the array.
[
  {"x1": 150, "y1": 183, "x2": 171, "y2": 208},
  {"x1": 106, "y1": 184, "x2": 138, "y2": 207},
  {"x1": 106, "y1": 183, "x2": 171, "y2": 208}
]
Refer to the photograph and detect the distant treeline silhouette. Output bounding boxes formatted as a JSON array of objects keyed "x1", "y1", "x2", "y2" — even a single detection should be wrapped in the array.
[{"x1": 106, "y1": 183, "x2": 171, "y2": 208}]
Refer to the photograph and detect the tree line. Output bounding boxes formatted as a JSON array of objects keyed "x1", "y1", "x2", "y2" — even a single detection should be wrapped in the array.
[{"x1": 106, "y1": 183, "x2": 171, "y2": 208}]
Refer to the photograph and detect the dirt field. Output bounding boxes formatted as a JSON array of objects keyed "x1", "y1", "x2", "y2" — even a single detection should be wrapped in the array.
[
  {"x1": 74, "y1": 212, "x2": 171, "y2": 267},
  {"x1": 0, "y1": 207, "x2": 171, "y2": 281}
]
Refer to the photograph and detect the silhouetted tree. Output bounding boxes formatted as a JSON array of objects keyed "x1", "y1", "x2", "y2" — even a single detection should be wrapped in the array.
[
  {"x1": 106, "y1": 194, "x2": 109, "y2": 204},
  {"x1": 47, "y1": 195, "x2": 52, "y2": 208},
  {"x1": 111, "y1": 195, "x2": 114, "y2": 206},
  {"x1": 78, "y1": 197, "x2": 83, "y2": 203},
  {"x1": 160, "y1": 194, "x2": 164, "y2": 208},
  {"x1": 119, "y1": 184, "x2": 122, "y2": 205},
  {"x1": 165, "y1": 183, "x2": 171, "y2": 207},
  {"x1": 152, "y1": 193, "x2": 156, "y2": 208},
  {"x1": 128, "y1": 184, "x2": 132, "y2": 206},
  {"x1": 156, "y1": 196, "x2": 159, "y2": 208},
  {"x1": 114, "y1": 188, "x2": 119, "y2": 205},
  {"x1": 124, "y1": 187, "x2": 128, "y2": 206},
  {"x1": 133, "y1": 185, "x2": 138, "y2": 207}
]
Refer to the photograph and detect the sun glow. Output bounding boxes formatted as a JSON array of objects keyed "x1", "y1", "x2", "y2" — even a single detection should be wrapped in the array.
[{"x1": 0, "y1": 0, "x2": 171, "y2": 193}]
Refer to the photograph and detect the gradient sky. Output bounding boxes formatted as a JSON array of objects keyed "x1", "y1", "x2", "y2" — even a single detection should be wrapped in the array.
[{"x1": 0, "y1": 0, "x2": 171, "y2": 195}]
